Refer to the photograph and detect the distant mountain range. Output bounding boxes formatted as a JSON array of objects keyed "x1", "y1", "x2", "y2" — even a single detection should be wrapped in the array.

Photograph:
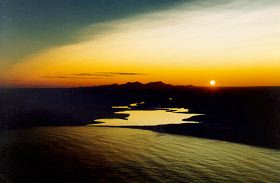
[{"x1": 81, "y1": 81, "x2": 194, "y2": 90}]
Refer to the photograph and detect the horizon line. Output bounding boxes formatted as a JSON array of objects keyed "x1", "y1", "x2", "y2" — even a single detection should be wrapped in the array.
[{"x1": 1, "y1": 81, "x2": 280, "y2": 89}]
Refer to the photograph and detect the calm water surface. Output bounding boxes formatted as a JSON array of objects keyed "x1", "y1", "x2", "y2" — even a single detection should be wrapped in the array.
[
  {"x1": 1, "y1": 126, "x2": 280, "y2": 183},
  {"x1": 95, "y1": 108, "x2": 201, "y2": 126}
]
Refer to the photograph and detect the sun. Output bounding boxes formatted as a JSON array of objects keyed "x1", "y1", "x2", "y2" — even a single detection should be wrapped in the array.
[{"x1": 210, "y1": 80, "x2": 216, "y2": 86}]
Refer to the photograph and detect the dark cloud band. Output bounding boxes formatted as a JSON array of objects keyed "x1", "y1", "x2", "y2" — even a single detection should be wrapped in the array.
[{"x1": 43, "y1": 72, "x2": 147, "y2": 79}]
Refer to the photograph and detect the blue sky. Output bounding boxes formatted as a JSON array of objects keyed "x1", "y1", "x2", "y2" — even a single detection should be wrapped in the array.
[{"x1": 0, "y1": 0, "x2": 187, "y2": 64}]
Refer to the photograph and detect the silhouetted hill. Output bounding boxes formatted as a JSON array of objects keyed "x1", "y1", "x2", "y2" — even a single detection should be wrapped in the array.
[{"x1": 87, "y1": 81, "x2": 176, "y2": 90}]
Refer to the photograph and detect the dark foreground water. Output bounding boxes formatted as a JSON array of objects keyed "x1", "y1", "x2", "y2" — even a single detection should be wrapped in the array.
[{"x1": 1, "y1": 126, "x2": 280, "y2": 183}]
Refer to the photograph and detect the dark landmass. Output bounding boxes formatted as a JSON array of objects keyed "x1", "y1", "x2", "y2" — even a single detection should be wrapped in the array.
[{"x1": 0, "y1": 82, "x2": 280, "y2": 149}]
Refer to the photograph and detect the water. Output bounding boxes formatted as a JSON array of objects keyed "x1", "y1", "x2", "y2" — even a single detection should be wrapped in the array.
[
  {"x1": 1, "y1": 126, "x2": 280, "y2": 183},
  {"x1": 94, "y1": 108, "x2": 201, "y2": 126}
]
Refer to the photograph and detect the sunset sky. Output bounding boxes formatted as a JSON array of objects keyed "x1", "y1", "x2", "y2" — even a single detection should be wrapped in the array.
[{"x1": 1, "y1": 0, "x2": 280, "y2": 87}]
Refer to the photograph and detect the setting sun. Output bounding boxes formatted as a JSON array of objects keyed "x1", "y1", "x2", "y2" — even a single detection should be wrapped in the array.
[{"x1": 210, "y1": 80, "x2": 216, "y2": 86}]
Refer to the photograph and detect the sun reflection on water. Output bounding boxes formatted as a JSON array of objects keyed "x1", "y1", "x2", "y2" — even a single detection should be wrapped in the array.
[{"x1": 94, "y1": 107, "x2": 201, "y2": 126}]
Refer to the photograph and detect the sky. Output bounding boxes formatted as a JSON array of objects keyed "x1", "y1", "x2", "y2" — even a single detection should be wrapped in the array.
[{"x1": 1, "y1": 0, "x2": 280, "y2": 87}]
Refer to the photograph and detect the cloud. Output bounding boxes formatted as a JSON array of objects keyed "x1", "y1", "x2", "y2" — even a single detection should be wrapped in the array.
[
  {"x1": 43, "y1": 76, "x2": 98, "y2": 80},
  {"x1": 43, "y1": 72, "x2": 147, "y2": 79},
  {"x1": 0, "y1": 0, "x2": 186, "y2": 67},
  {"x1": 72, "y1": 72, "x2": 147, "y2": 76}
]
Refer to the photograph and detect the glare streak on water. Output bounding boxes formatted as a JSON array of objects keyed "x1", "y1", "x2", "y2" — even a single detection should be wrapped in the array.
[
  {"x1": 1, "y1": 126, "x2": 279, "y2": 183},
  {"x1": 112, "y1": 106, "x2": 131, "y2": 109}
]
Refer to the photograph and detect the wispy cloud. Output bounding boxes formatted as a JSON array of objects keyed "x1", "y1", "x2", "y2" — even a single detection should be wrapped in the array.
[
  {"x1": 0, "y1": 0, "x2": 185, "y2": 68},
  {"x1": 43, "y1": 76, "x2": 99, "y2": 80},
  {"x1": 43, "y1": 72, "x2": 147, "y2": 79},
  {"x1": 72, "y1": 72, "x2": 147, "y2": 76}
]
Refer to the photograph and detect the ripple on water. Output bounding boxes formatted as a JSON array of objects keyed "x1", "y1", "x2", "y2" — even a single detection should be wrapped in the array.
[{"x1": 1, "y1": 126, "x2": 279, "y2": 182}]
